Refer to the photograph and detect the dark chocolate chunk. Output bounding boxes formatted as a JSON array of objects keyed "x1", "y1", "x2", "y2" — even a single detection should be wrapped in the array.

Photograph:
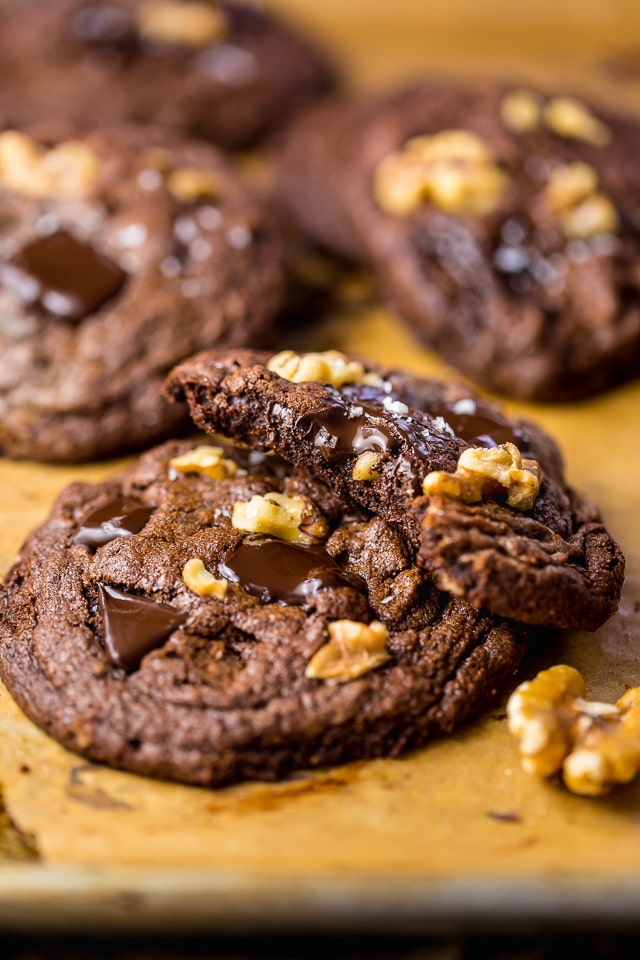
[
  {"x1": 219, "y1": 536, "x2": 362, "y2": 604},
  {"x1": 0, "y1": 231, "x2": 127, "y2": 322},
  {"x1": 98, "y1": 583, "x2": 185, "y2": 672},
  {"x1": 74, "y1": 498, "x2": 154, "y2": 548}
]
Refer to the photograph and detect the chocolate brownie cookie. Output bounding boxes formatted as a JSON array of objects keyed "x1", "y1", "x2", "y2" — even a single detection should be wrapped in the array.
[
  {"x1": 165, "y1": 347, "x2": 625, "y2": 630},
  {"x1": 0, "y1": 0, "x2": 336, "y2": 151},
  {"x1": 0, "y1": 438, "x2": 526, "y2": 786},
  {"x1": 274, "y1": 80, "x2": 640, "y2": 401},
  {"x1": 0, "y1": 124, "x2": 285, "y2": 461}
]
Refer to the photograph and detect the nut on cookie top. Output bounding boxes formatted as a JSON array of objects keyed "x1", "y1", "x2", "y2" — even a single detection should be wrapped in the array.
[{"x1": 372, "y1": 81, "x2": 636, "y2": 279}]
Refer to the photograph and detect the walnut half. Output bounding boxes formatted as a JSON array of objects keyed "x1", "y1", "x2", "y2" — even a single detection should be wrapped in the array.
[
  {"x1": 305, "y1": 620, "x2": 391, "y2": 684},
  {"x1": 183, "y1": 558, "x2": 228, "y2": 598},
  {"x1": 422, "y1": 442, "x2": 541, "y2": 511},
  {"x1": 545, "y1": 162, "x2": 618, "y2": 239},
  {"x1": 374, "y1": 129, "x2": 508, "y2": 217},
  {"x1": 0, "y1": 131, "x2": 99, "y2": 199},
  {"x1": 267, "y1": 350, "x2": 383, "y2": 389},
  {"x1": 232, "y1": 492, "x2": 329, "y2": 544},
  {"x1": 169, "y1": 445, "x2": 238, "y2": 481},
  {"x1": 507, "y1": 664, "x2": 640, "y2": 796},
  {"x1": 137, "y1": 1, "x2": 226, "y2": 47}
]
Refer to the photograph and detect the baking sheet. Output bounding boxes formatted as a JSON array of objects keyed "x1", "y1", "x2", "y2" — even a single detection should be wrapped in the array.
[{"x1": 0, "y1": 0, "x2": 640, "y2": 935}]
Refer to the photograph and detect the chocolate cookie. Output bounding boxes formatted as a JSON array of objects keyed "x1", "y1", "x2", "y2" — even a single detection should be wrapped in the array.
[
  {"x1": 0, "y1": 0, "x2": 336, "y2": 151},
  {"x1": 274, "y1": 80, "x2": 640, "y2": 401},
  {"x1": 0, "y1": 124, "x2": 285, "y2": 461},
  {"x1": 0, "y1": 438, "x2": 526, "y2": 787},
  {"x1": 165, "y1": 347, "x2": 625, "y2": 630}
]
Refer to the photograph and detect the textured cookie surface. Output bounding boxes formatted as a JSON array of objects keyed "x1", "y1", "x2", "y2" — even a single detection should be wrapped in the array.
[
  {"x1": 274, "y1": 80, "x2": 640, "y2": 401},
  {"x1": 0, "y1": 125, "x2": 285, "y2": 461},
  {"x1": 165, "y1": 348, "x2": 625, "y2": 630},
  {"x1": 0, "y1": 0, "x2": 336, "y2": 151},
  {"x1": 0, "y1": 440, "x2": 526, "y2": 787}
]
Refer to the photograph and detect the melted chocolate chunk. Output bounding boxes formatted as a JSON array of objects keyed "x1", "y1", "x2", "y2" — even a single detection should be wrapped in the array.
[
  {"x1": 219, "y1": 537, "x2": 361, "y2": 605},
  {"x1": 308, "y1": 403, "x2": 394, "y2": 462},
  {"x1": 98, "y1": 584, "x2": 185, "y2": 672},
  {"x1": 74, "y1": 499, "x2": 154, "y2": 549},
  {"x1": 427, "y1": 401, "x2": 527, "y2": 448},
  {"x1": 0, "y1": 231, "x2": 127, "y2": 322},
  {"x1": 301, "y1": 386, "x2": 455, "y2": 466}
]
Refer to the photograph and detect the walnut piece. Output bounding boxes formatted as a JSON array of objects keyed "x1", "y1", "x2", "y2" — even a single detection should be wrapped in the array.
[
  {"x1": 499, "y1": 91, "x2": 611, "y2": 147},
  {"x1": 167, "y1": 167, "x2": 222, "y2": 202},
  {"x1": 507, "y1": 664, "x2": 640, "y2": 796},
  {"x1": 352, "y1": 451, "x2": 381, "y2": 481},
  {"x1": 267, "y1": 349, "x2": 383, "y2": 388},
  {"x1": 169, "y1": 445, "x2": 238, "y2": 480},
  {"x1": 543, "y1": 96, "x2": 611, "y2": 147},
  {"x1": 500, "y1": 90, "x2": 542, "y2": 133},
  {"x1": 545, "y1": 162, "x2": 618, "y2": 239},
  {"x1": 422, "y1": 442, "x2": 541, "y2": 511},
  {"x1": 305, "y1": 620, "x2": 391, "y2": 683},
  {"x1": 232, "y1": 492, "x2": 329, "y2": 544},
  {"x1": 137, "y1": 0, "x2": 226, "y2": 47},
  {"x1": 0, "y1": 131, "x2": 99, "y2": 199},
  {"x1": 374, "y1": 129, "x2": 508, "y2": 217},
  {"x1": 183, "y1": 558, "x2": 228, "y2": 598}
]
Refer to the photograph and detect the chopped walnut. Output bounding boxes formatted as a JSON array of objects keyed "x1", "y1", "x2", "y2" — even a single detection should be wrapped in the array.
[
  {"x1": 543, "y1": 96, "x2": 611, "y2": 147},
  {"x1": 137, "y1": 0, "x2": 226, "y2": 47},
  {"x1": 352, "y1": 451, "x2": 381, "y2": 481},
  {"x1": 267, "y1": 349, "x2": 383, "y2": 388},
  {"x1": 232, "y1": 492, "x2": 329, "y2": 544},
  {"x1": 507, "y1": 664, "x2": 640, "y2": 796},
  {"x1": 374, "y1": 129, "x2": 508, "y2": 217},
  {"x1": 169, "y1": 445, "x2": 238, "y2": 480},
  {"x1": 182, "y1": 558, "x2": 228, "y2": 598},
  {"x1": 167, "y1": 167, "x2": 222, "y2": 203},
  {"x1": 544, "y1": 162, "x2": 618, "y2": 238},
  {"x1": 422, "y1": 442, "x2": 541, "y2": 511},
  {"x1": 500, "y1": 90, "x2": 542, "y2": 133},
  {"x1": 0, "y1": 131, "x2": 99, "y2": 199},
  {"x1": 305, "y1": 620, "x2": 391, "y2": 683}
]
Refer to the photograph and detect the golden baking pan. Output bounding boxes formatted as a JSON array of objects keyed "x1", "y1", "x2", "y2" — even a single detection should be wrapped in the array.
[{"x1": 0, "y1": 0, "x2": 639, "y2": 935}]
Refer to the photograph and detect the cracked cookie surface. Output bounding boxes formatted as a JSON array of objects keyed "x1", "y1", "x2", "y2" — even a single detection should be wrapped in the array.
[{"x1": 0, "y1": 440, "x2": 525, "y2": 787}]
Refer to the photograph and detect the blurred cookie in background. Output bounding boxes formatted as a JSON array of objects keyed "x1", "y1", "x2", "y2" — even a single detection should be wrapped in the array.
[
  {"x1": 274, "y1": 79, "x2": 640, "y2": 401},
  {"x1": 0, "y1": 0, "x2": 338, "y2": 151},
  {"x1": 0, "y1": 123, "x2": 286, "y2": 461}
]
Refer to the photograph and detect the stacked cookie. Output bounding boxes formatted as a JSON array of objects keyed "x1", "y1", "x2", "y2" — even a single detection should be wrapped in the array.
[{"x1": 0, "y1": 349, "x2": 624, "y2": 786}]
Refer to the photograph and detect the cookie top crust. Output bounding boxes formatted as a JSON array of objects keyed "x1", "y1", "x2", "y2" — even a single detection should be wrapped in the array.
[
  {"x1": 0, "y1": 439, "x2": 526, "y2": 787},
  {"x1": 0, "y1": 0, "x2": 337, "y2": 151},
  {"x1": 0, "y1": 125, "x2": 285, "y2": 461},
  {"x1": 274, "y1": 80, "x2": 640, "y2": 401},
  {"x1": 165, "y1": 348, "x2": 625, "y2": 630}
]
